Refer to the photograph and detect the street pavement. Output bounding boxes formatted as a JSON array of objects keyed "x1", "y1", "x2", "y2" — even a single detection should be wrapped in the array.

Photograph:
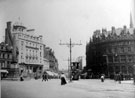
[{"x1": 1, "y1": 79, "x2": 135, "y2": 98}]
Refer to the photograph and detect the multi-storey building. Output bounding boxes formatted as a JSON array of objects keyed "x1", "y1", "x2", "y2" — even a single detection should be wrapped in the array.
[
  {"x1": 3, "y1": 21, "x2": 59, "y2": 78},
  {"x1": 0, "y1": 42, "x2": 19, "y2": 78},
  {"x1": 86, "y1": 26, "x2": 135, "y2": 78},
  {"x1": 5, "y1": 21, "x2": 45, "y2": 76}
]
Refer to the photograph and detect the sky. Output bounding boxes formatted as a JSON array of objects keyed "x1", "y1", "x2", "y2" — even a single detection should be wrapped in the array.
[{"x1": 0, "y1": 0, "x2": 133, "y2": 70}]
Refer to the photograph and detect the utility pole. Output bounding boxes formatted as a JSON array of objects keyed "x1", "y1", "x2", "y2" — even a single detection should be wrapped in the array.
[{"x1": 59, "y1": 38, "x2": 82, "y2": 81}]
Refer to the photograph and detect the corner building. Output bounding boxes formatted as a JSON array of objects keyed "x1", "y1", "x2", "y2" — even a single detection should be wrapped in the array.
[
  {"x1": 86, "y1": 26, "x2": 135, "y2": 78},
  {"x1": 5, "y1": 21, "x2": 44, "y2": 76}
]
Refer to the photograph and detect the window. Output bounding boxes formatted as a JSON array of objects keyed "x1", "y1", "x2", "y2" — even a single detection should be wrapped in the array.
[
  {"x1": 3, "y1": 46, "x2": 5, "y2": 50},
  {"x1": 5, "y1": 54, "x2": 7, "y2": 59},
  {"x1": 40, "y1": 52, "x2": 41, "y2": 57},
  {"x1": 114, "y1": 55, "x2": 119, "y2": 62},
  {"x1": 111, "y1": 48, "x2": 114, "y2": 53},
  {"x1": 120, "y1": 47, "x2": 124, "y2": 53},
  {"x1": 3, "y1": 54, "x2": 5, "y2": 58},
  {"x1": 2, "y1": 62, "x2": 5, "y2": 68},
  {"x1": 21, "y1": 41, "x2": 24, "y2": 45},
  {"x1": 9, "y1": 54, "x2": 12, "y2": 59},
  {"x1": 7, "y1": 54, "x2": 9, "y2": 59},
  {"x1": 40, "y1": 46, "x2": 42, "y2": 50},
  {"x1": 108, "y1": 56, "x2": 113, "y2": 63},
  {"x1": 107, "y1": 48, "x2": 111, "y2": 53},
  {"x1": 120, "y1": 55, "x2": 126, "y2": 62},
  {"x1": 127, "y1": 55, "x2": 132, "y2": 62},
  {"x1": 114, "y1": 48, "x2": 117, "y2": 53},
  {"x1": 128, "y1": 47, "x2": 131, "y2": 52},
  {"x1": 1, "y1": 46, "x2": 3, "y2": 49}
]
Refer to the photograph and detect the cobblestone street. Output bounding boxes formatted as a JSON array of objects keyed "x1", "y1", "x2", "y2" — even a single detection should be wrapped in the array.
[{"x1": 1, "y1": 79, "x2": 135, "y2": 98}]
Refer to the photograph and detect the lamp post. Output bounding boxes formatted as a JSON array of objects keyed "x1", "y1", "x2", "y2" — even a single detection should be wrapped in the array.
[
  {"x1": 103, "y1": 55, "x2": 109, "y2": 77},
  {"x1": 114, "y1": 53, "x2": 118, "y2": 75}
]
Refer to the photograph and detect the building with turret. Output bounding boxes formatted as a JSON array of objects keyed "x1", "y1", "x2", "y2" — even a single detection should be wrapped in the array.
[
  {"x1": 3, "y1": 21, "x2": 59, "y2": 78},
  {"x1": 5, "y1": 21, "x2": 45, "y2": 77}
]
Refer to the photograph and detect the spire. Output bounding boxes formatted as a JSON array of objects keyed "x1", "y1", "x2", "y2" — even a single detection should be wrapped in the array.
[{"x1": 130, "y1": 12, "x2": 133, "y2": 28}]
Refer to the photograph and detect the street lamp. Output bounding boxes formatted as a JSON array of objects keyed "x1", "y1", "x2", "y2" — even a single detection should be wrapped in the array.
[{"x1": 103, "y1": 55, "x2": 109, "y2": 77}]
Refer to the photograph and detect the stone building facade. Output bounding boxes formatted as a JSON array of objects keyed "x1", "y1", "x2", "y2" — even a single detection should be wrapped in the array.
[
  {"x1": 5, "y1": 21, "x2": 46, "y2": 77},
  {"x1": 44, "y1": 47, "x2": 58, "y2": 72},
  {"x1": 0, "y1": 42, "x2": 19, "y2": 77},
  {"x1": 3, "y1": 21, "x2": 59, "y2": 78},
  {"x1": 86, "y1": 26, "x2": 135, "y2": 78}
]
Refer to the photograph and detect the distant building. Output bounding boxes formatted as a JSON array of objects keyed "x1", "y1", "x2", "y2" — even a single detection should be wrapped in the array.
[
  {"x1": 44, "y1": 47, "x2": 58, "y2": 72},
  {"x1": 43, "y1": 45, "x2": 49, "y2": 71},
  {"x1": 86, "y1": 25, "x2": 135, "y2": 78}
]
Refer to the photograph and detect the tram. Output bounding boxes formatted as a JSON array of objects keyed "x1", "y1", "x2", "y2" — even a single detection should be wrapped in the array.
[{"x1": 71, "y1": 62, "x2": 82, "y2": 80}]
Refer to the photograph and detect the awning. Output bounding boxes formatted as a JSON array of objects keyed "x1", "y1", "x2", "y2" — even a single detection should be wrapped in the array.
[
  {"x1": 46, "y1": 71, "x2": 54, "y2": 76},
  {"x1": 46, "y1": 71, "x2": 59, "y2": 76},
  {"x1": 0, "y1": 70, "x2": 8, "y2": 73}
]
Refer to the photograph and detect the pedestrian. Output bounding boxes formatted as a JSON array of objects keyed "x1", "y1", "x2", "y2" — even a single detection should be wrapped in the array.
[
  {"x1": 44, "y1": 72, "x2": 48, "y2": 81},
  {"x1": 42, "y1": 73, "x2": 45, "y2": 81},
  {"x1": 20, "y1": 73, "x2": 24, "y2": 81},
  {"x1": 118, "y1": 72, "x2": 122, "y2": 84},
  {"x1": 60, "y1": 73, "x2": 67, "y2": 85},
  {"x1": 46, "y1": 73, "x2": 48, "y2": 81},
  {"x1": 101, "y1": 74, "x2": 105, "y2": 82}
]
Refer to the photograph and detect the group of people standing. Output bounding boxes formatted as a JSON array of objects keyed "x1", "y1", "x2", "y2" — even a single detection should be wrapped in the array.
[
  {"x1": 42, "y1": 71, "x2": 67, "y2": 85},
  {"x1": 42, "y1": 72, "x2": 48, "y2": 81},
  {"x1": 100, "y1": 73, "x2": 124, "y2": 84},
  {"x1": 114, "y1": 73, "x2": 123, "y2": 84}
]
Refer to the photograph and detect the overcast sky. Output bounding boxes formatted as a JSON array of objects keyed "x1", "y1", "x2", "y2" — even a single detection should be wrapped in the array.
[{"x1": 0, "y1": 0, "x2": 133, "y2": 70}]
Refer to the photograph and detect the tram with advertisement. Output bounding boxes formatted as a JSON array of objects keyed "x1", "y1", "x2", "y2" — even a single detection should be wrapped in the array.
[{"x1": 71, "y1": 62, "x2": 82, "y2": 80}]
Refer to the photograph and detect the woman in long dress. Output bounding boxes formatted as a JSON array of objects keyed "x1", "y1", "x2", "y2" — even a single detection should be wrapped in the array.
[{"x1": 60, "y1": 73, "x2": 67, "y2": 85}]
